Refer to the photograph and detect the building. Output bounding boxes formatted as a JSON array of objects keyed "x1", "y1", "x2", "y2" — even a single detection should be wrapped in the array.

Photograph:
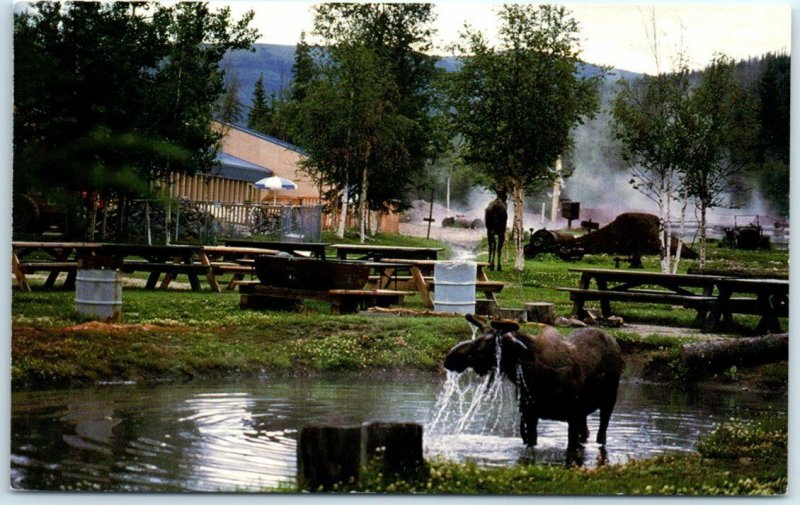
[
  {"x1": 214, "y1": 122, "x2": 321, "y2": 205},
  {"x1": 167, "y1": 121, "x2": 319, "y2": 206}
]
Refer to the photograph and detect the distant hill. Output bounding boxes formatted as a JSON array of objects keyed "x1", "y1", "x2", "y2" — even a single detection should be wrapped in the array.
[{"x1": 221, "y1": 43, "x2": 643, "y2": 117}]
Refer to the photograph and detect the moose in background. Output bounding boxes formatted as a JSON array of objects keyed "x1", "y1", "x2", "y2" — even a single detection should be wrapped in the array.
[{"x1": 485, "y1": 190, "x2": 508, "y2": 271}]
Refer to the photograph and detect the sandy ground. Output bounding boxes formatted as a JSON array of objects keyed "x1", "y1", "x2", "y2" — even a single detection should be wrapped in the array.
[{"x1": 399, "y1": 222, "x2": 485, "y2": 260}]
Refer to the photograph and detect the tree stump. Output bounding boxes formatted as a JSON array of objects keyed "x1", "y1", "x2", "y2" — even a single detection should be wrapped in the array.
[
  {"x1": 360, "y1": 422, "x2": 425, "y2": 482},
  {"x1": 525, "y1": 302, "x2": 555, "y2": 325},
  {"x1": 680, "y1": 334, "x2": 788, "y2": 373},
  {"x1": 297, "y1": 425, "x2": 361, "y2": 491},
  {"x1": 297, "y1": 423, "x2": 426, "y2": 491}
]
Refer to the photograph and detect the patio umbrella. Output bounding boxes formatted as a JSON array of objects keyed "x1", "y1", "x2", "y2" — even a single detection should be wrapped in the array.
[{"x1": 254, "y1": 176, "x2": 298, "y2": 204}]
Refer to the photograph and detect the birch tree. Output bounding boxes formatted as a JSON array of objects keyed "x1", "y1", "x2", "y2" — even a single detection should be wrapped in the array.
[
  {"x1": 448, "y1": 4, "x2": 601, "y2": 270},
  {"x1": 611, "y1": 65, "x2": 692, "y2": 273}
]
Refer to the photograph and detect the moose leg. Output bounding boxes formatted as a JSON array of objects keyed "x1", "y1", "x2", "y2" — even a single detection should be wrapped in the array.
[
  {"x1": 496, "y1": 231, "x2": 505, "y2": 272},
  {"x1": 597, "y1": 392, "x2": 618, "y2": 445},
  {"x1": 487, "y1": 234, "x2": 496, "y2": 270},
  {"x1": 597, "y1": 406, "x2": 613, "y2": 445},
  {"x1": 567, "y1": 415, "x2": 588, "y2": 449},
  {"x1": 519, "y1": 404, "x2": 538, "y2": 446}
]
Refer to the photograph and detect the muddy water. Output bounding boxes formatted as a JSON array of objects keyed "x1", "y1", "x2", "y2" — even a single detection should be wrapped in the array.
[{"x1": 10, "y1": 374, "x2": 785, "y2": 492}]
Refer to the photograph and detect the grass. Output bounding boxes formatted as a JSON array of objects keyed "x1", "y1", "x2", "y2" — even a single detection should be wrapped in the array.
[
  {"x1": 10, "y1": 233, "x2": 789, "y2": 495},
  {"x1": 11, "y1": 288, "x2": 472, "y2": 389},
  {"x1": 285, "y1": 413, "x2": 787, "y2": 495},
  {"x1": 11, "y1": 235, "x2": 789, "y2": 389}
]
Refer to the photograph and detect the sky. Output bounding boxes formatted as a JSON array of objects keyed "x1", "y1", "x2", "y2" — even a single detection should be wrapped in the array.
[{"x1": 217, "y1": 1, "x2": 791, "y2": 74}]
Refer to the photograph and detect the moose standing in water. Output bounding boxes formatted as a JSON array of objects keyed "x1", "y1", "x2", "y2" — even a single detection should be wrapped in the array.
[
  {"x1": 444, "y1": 315, "x2": 623, "y2": 449},
  {"x1": 485, "y1": 190, "x2": 508, "y2": 271}
]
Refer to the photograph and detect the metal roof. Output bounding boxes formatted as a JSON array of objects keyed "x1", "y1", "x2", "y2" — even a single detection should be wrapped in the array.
[{"x1": 214, "y1": 151, "x2": 274, "y2": 183}]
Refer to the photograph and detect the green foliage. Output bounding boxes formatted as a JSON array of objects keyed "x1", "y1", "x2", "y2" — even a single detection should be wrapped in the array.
[
  {"x1": 289, "y1": 3, "x2": 442, "y2": 218},
  {"x1": 14, "y1": 1, "x2": 258, "y2": 200},
  {"x1": 283, "y1": 415, "x2": 787, "y2": 495},
  {"x1": 696, "y1": 414, "x2": 787, "y2": 461},
  {"x1": 447, "y1": 4, "x2": 601, "y2": 266},
  {"x1": 216, "y1": 71, "x2": 245, "y2": 124},
  {"x1": 448, "y1": 4, "x2": 601, "y2": 190},
  {"x1": 247, "y1": 74, "x2": 273, "y2": 133}
]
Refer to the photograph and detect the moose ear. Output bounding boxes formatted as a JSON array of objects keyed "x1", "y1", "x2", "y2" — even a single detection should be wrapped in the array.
[
  {"x1": 490, "y1": 319, "x2": 520, "y2": 333},
  {"x1": 465, "y1": 313, "x2": 490, "y2": 330}
]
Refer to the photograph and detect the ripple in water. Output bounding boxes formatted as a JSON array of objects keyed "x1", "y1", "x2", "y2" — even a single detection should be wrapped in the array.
[{"x1": 11, "y1": 376, "x2": 786, "y2": 491}]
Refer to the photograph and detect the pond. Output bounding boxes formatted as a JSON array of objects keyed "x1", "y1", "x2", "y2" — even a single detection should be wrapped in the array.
[{"x1": 10, "y1": 374, "x2": 786, "y2": 492}]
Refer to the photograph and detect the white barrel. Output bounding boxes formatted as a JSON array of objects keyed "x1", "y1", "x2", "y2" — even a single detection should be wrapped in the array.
[
  {"x1": 433, "y1": 261, "x2": 477, "y2": 314},
  {"x1": 75, "y1": 269, "x2": 122, "y2": 322}
]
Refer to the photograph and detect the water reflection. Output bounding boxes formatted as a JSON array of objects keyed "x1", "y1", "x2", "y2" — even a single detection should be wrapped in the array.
[{"x1": 11, "y1": 375, "x2": 785, "y2": 492}]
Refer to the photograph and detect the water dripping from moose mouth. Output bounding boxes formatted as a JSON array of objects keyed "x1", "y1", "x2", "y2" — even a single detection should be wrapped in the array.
[{"x1": 428, "y1": 341, "x2": 615, "y2": 469}]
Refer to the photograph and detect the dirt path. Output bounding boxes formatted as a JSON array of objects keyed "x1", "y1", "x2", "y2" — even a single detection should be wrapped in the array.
[{"x1": 399, "y1": 222, "x2": 485, "y2": 260}]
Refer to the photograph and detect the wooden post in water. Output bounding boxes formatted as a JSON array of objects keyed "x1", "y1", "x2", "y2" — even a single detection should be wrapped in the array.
[
  {"x1": 297, "y1": 425, "x2": 361, "y2": 491},
  {"x1": 297, "y1": 422, "x2": 425, "y2": 491},
  {"x1": 360, "y1": 422, "x2": 425, "y2": 482}
]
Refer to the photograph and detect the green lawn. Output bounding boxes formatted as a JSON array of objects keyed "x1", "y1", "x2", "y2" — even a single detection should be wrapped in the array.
[{"x1": 10, "y1": 234, "x2": 788, "y2": 496}]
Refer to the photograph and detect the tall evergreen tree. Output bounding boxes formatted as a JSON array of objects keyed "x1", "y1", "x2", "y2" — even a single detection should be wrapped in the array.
[
  {"x1": 14, "y1": 1, "x2": 258, "y2": 199},
  {"x1": 247, "y1": 74, "x2": 273, "y2": 133},
  {"x1": 217, "y1": 71, "x2": 244, "y2": 124}
]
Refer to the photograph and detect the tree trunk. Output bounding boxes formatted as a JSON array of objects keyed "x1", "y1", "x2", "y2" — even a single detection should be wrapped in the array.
[
  {"x1": 144, "y1": 199, "x2": 152, "y2": 246},
  {"x1": 164, "y1": 179, "x2": 172, "y2": 246},
  {"x1": 525, "y1": 302, "x2": 555, "y2": 325},
  {"x1": 699, "y1": 200, "x2": 707, "y2": 268},
  {"x1": 360, "y1": 422, "x2": 425, "y2": 482},
  {"x1": 663, "y1": 178, "x2": 672, "y2": 272},
  {"x1": 671, "y1": 198, "x2": 687, "y2": 274},
  {"x1": 513, "y1": 183, "x2": 525, "y2": 272},
  {"x1": 337, "y1": 185, "x2": 348, "y2": 239},
  {"x1": 680, "y1": 334, "x2": 788, "y2": 374},
  {"x1": 297, "y1": 425, "x2": 361, "y2": 491},
  {"x1": 359, "y1": 165, "x2": 369, "y2": 244}
]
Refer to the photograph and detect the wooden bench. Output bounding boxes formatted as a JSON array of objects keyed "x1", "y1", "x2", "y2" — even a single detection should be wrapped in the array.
[
  {"x1": 428, "y1": 280, "x2": 506, "y2": 293},
  {"x1": 328, "y1": 289, "x2": 413, "y2": 314},
  {"x1": 558, "y1": 287, "x2": 716, "y2": 308},
  {"x1": 239, "y1": 284, "x2": 411, "y2": 314},
  {"x1": 366, "y1": 274, "x2": 433, "y2": 290},
  {"x1": 17, "y1": 261, "x2": 80, "y2": 290},
  {"x1": 119, "y1": 261, "x2": 211, "y2": 290}
]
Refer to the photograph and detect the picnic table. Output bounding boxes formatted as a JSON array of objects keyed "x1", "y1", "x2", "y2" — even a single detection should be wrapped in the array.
[
  {"x1": 331, "y1": 244, "x2": 443, "y2": 261},
  {"x1": 703, "y1": 278, "x2": 789, "y2": 333},
  {"x1": 12, "y1": 242, "x2": 278, "y2": 292},
  {"x1": 224, "y1": 240, "x2": 328, "y2": 259},
  {"x1": 12, "y1": 241, "x2": 103, "y2": 291},
  {"x1": 561, "y1": 268, "x2": 789, "y2": 332},
  {"x1": 376, "y1": 258, "x2": 505, "y2": 309},
  {"x1": 560, "y1": 268, "x2": 721, "y2": 323}
]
